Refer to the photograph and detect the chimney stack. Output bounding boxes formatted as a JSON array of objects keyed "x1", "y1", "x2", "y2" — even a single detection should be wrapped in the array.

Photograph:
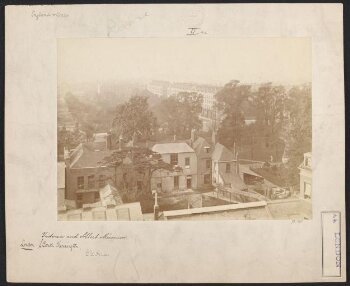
[{"x1": 190, "y1": 128, "x2": 197, "y2": 146}]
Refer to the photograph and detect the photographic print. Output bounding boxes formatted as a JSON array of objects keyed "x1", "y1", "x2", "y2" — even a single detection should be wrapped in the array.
[{"x1": 57, "y1": 37, "x2": 312, "y2": 221}]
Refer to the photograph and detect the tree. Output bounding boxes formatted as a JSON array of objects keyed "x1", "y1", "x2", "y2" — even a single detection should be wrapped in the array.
[
  {"x1": 153, "y1": 92, "x2": 203, "y2": 139},
  {"x1": 282, "y1": 85, "x2": 312, "y2": 185},
  {"x1": 215, "y1": 81, "x2": 251, "y2": 148},
  {"x1": 57, "y1": 125, "x2": 85, "y2": 153},
  {"x1": 100, "y1": 147, "x2": 181, "y2": 201},
  {"x1": 252, "y1": 83, "x2": 286, "y2": 137},
  {"x1": 113, "y1": 96, "x2": 157, "y2": 142}
]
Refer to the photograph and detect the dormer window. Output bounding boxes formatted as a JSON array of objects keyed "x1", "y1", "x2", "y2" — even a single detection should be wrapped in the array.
[
  {"x1": 204, "y1": 146, "x2": 210, "y2": 153},
  {"x1": 305, "y1": 156, "x2": 311, "y2": 167}
]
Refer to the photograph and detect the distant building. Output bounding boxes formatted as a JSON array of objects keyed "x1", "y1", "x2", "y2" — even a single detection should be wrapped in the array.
[
  {"x1": 147, "y1": 80, "x2": 170, "y2": 97},
  {"x1": 299, "y1": 152, "x2": 312, "y2": 199},
  {"x1": 151, "y1": 142, "x2": 198, "y2": 192},
  {"x1": 147, "y1": 80, "x2": 222, "y2": 131}
]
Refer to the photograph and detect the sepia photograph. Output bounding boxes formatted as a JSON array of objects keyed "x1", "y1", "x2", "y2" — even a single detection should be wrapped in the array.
[{"x1": 57, "y1": 37, "x2": 312, "y2": 221}]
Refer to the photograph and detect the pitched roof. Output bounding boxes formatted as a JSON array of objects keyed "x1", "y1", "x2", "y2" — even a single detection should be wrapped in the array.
[
  {"x1": 212, "y1": 143, "x2": 235, "y2": 161},
  {"x1": 219, "y1": 171, "x2": 247, "y2": 191},
  {"x1": 70, "y1": 143, "x2": 113, "y2": 169},
  {"x1": 192, "y1": 137, "x2": 212, "y2": 157},
  {"x1": 58, "y1": 202, "x2": 143, "y2": 221},
  {"x1": 152, "y1": 142, "x2": 194, "y2": 154},
  {"x1": 99, "y1": 184, "x2": 123, "y2": 206}
]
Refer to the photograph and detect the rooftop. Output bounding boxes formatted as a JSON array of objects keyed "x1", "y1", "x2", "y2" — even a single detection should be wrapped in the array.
[
  {"x1": 163, "y1": 201, "x2": 271, "y2": 220},
  {"x1": 192, "y1": 137, "x2": 212, "y2": 157},
  {"x1": 99, "y1": 184, "x2": 123, "y2": 206},
  {"x1": 162, "y1": 198, "x2": 312, "y2": 220},
  {"x1": 267, "y1": 198, "x2": 312, "y2": 219},
  {"x1": 69, "y1": 143, "x2": 113, "y2": 169},
  {"x1": 251, "y1": 166, "x2": 292, "y2": 187},
  {"x1": 212, "y1": 143, "x2": 235, "y2": 162},
  {"x1": 58, "y1": 202, "x2": 143, "y2": 221},
  {"x1": 219, "y1": 171, "x2": 247, "y2": 192},
  {"x1": 152, "y1": 142, "x2": 194, "y2": 154}
]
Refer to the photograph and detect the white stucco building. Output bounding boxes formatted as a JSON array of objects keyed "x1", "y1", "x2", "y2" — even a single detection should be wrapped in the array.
[
  {"x1": 151, "y1": 142, "x2": 198, "y2": 192},
  {"x1": 299, "y1": 152, "x2": 312, "y2": 199}
]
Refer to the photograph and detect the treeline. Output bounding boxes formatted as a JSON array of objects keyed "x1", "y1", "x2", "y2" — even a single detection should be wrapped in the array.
[
  {"x1": 62, "y1": 80, "x2": 311, "y2": 173},
  {"x1": 215, "y1": 80, "x2": 311, "y2": 180}
]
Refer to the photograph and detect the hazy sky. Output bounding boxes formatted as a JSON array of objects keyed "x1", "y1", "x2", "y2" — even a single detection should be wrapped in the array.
[{"x1": 58, "y1": 37, "x2": 311, "y2": 86}]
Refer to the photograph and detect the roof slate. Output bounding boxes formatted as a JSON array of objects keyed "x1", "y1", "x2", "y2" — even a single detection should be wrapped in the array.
[
  {"x1": 212, "y1": 143, "x2": 235, "y2": 161},
  {"x1": 152, "y1": 142, "x2": 194, "y2": 154},
  {"x1": 192, "y1": 137, "x2": 212, "y2": 157},
  {"x1": 70, "y1": 144, "x2": 113, "y2": 169}
]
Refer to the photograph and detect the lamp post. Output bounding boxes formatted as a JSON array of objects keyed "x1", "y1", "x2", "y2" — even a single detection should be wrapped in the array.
[{"x1": 152, "y1": 189, "x2": 159, "y2": 220}]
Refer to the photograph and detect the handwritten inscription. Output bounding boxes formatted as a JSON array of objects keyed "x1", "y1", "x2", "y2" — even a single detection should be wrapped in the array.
[
  {"x1": 19, "y1": 232, "x2": 127, "y2": 256},
  {"x1": 31, "y1": 10, "x2": 69, "y2": 21},
  {"x1": 186, "y1": 27, "x2": 208, "y2": 36},
  {"x1": 20, "y1": 240, "x2": 35, "y2": 251},
  {"x1": 107, "y1": 12, "x2": 149, "y2": 37},
  {"x1": 334, "y1": 232, "x2": 341, "y2": 268},
  {"x1": 322, "y1": 211, "x2": 341, "y2": 277},
  {"x1": 86, "y1": 249, "x2": 109, "y2": 257}
]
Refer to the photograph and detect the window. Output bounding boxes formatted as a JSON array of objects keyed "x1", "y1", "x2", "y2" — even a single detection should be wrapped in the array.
[
  {"x1": 94, "y1": 192, "x2": 100, "y2": 200},
  {"x1": 185, "y1": 157, "x2": 190, "y2": 167},
  {"x1": 186, "y1": 177, "x2": 192, "y2": 189},
  {"x1": 174, "y1": 176, "x2": 179, "y2": 189},
  {"x1": 226, "y1": 163, "x2": 231, "y2": 173},
  {"x1": 170, "y1": 153, "x2": 178, "y2": 165},
  {"x1": 88, "y1": 175, "x2": 95, "y2": 189},
  {"x1": 204, "y1": 174, "x2": 211, "y2": 184},
  {"x1": 157, "y1": 182, "x2": 162, "y2": 188},
  {"x1": 204, "y1": 146, "x2": 210, "y2": 153},
  {"x1": 98, "y1": 175, "x2": 106, "y2": 188},
  {"x1": 77, "y1": 176, "x2": 84, "y2": 189},
  {"x1": 206, "y1": 159, "x2": 211, "y2": 169},
  {"x1": 76, "y1": 193, "x2": 83, "y2": 201},
  {"x1": 304, "y1": 182, "x2": 311, "y2": 199},
  {"x1": 305, "y1": 157, "x2": 311, "y2": 167}
]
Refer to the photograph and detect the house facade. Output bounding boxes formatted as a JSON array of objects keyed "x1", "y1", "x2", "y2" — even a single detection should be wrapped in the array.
[
  {"x1": 212, "y1": 142, "x2": 246, "y2": 192},
  {"x1": 299, "y1": 152, "x2": 312, "y2": 199},
  {"x1": 192, "y1": 136, "x2": 213, "y2": 188},
  {"x1": 64, "y1": 144, "x2": 115, "y2": 207},
  {"x1": 65, "y1": 140, "x2": 148, "y2": 207},
  {"x1": 151, "y1": 142, "x2": 198, "y2": 192}
]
